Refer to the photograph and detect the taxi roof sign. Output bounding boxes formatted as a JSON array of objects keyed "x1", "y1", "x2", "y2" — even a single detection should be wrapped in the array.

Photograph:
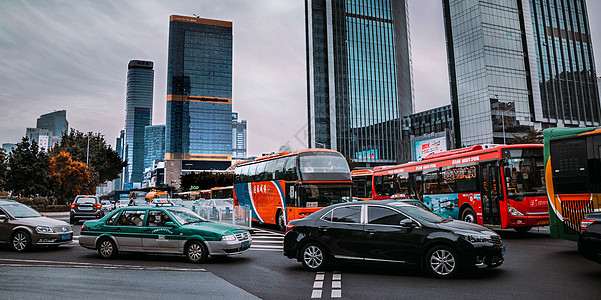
[{"x1": 152, "y1": 199, "x2": 173, "y2": 206}]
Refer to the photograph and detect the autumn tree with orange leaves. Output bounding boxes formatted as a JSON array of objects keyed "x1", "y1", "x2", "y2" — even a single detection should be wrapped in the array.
[{"x1": 49, "y1": 152, "x2": 95, "y2": 204}]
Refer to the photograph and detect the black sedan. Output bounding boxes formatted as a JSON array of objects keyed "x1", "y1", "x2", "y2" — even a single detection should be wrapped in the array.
[
  {"x1": 579, "y1": 213, "x2": 601, "y2": 264},
  {"x1": 283, "y1": 201, "x2": 504, "y2": 278}
]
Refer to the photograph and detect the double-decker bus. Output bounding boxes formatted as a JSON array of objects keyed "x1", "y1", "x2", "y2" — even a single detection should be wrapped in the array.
[
  {"x1": 372, "y1": 144, "x2": 548, "y2": 231},
  {"x1": 351, "y1": 169, "x2": 373, "y2": 200},
  {"x1": 234, "y1": 149, "x2": 353, "y2": 231},
  {"x1": 544, "y1": 127, "x2": 601, "y2": 241}
]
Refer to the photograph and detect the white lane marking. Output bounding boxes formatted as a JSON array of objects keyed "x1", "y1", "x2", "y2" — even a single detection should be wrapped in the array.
[
  {"x1": 315, "y1": 273, "x2": 325, "y2": 281},
  {"x1": 311, "y1": 272, "x2": 325, "y2": 298},
  {"x1": 331, "y1": 289, "x2": 341, "y2": 298},
  {"x1": 0, "y1": 258, "x2": 206, "y2": 272},
  {"x1": 332, "y1": 273, "x2": 341, "y2": 280},
  {"x1": 313, "y1": 281, "x2": 323, "y2": 289},
  {"x1": 252, "y1": 240, "x2": 283, "y2": 244},
  {"x1": 250, "y1": 245, "x2": 282, "y2": 249},
  {"x1": 311, "y1": 290, "x2": 322, "y2": 299},
  {"x1": 331, "y1": 272, "x2": 342, "y2": 298},
  {"x1": 332, "y1": 281, "x2": 341, "y2": 289},
  {"x1": 248, "y1": 248, "x2": 281, "y2": 252},
  {"x1": 250, "y1": 236, "x2": 283, "y2": 240}
]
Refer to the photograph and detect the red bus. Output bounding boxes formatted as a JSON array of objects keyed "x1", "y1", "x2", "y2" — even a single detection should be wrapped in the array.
[
  {"x1": 372, "y1": 144, "x2": 549, "y2": 232},
  {"x1": 351, "y1": 169, "x2": 373, "y2": 200},
  {"x1": 234, "y1": 149, "x2": 353, "y2": 231}
]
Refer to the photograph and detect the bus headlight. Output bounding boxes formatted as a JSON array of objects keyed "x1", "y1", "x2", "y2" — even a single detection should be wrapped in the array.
[{"x1": 508, "y1": 204, "x2": 524, "y2": 216}]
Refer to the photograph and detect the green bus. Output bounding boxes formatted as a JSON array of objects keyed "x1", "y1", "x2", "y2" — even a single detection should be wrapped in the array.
[{"x1": 544, "y1": 127, "x2": 601, "y2": 241}]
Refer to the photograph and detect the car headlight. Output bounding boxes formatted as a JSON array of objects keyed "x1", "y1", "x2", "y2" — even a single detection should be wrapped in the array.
[
  {"x1": 221, "y1": 234, "x2": 237, "y2": 241},
  {"x1": 459, "y1": 232, "x2": 492, "y2": 243},
  {"x1": 36, "y1": 226, "x2": 55, "y2": 233},
  {"x1": 508, "y1": 204, "x2": 524, "y2": 216}
]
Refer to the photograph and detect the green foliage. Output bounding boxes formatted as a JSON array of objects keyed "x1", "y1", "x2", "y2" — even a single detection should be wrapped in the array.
[
  {"x1": 180, "y1": 172, "x2": 234, "y2": 191},
  {"x1": 6, "y1": 138, "x2": 51, "y2": 197},
  {"x1": 50, "y1": 129, "x2": 127, "y2": 185},
  {"x1": 49, "y1": 152, "x2": 94, "y2": 205},
  {"x1": 509, "y1": 130, "x2": 543, "y2": 144},
  {"x1": 0, "y1": 148, "x2": 7, "y2": 190}
]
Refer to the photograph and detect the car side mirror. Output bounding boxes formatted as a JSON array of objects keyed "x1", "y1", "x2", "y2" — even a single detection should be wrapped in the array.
[
  {"x1": 165, "y1": 222, "x2": 177, "y2": 227},
  {"x1": 0, "y1": 215, "x2": 7, "y2": 222},
  {"x1": 400, "y1": 219, "x2": 417, "y2": 227}
]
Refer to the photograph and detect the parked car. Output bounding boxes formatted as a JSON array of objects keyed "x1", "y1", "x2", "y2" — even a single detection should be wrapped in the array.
[
  {"x1": 579, "y1": 213, "x2": 601, "y2": 264},
  {"x1": 70, "y1": 195, "x2": 104, "y2": 224},
  {"x1": 79, "y1": 201, "x2": 251, "y2": 263},
  {"x1": 283, "y1": 200, "x2": 504, "y2": 278},
  {"x1": 0, "y1": 199, "x2": 73, "y2": 251}
]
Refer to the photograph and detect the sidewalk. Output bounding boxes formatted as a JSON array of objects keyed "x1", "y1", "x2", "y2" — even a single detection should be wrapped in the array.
[{"x1": 42, "y1": 211, "x2": 69, "y2": 217}]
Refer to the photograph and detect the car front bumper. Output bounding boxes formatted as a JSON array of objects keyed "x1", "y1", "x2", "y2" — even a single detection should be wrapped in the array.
[
  {"x1": 206, "y1": 239, "x2": 252, "y2": 256},
  {"x1": 33, "y1": 231, "x2": 74, "y2": 246}
]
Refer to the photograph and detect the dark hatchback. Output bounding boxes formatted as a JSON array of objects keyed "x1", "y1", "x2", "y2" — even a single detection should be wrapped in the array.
[
  {"x1": 70, "y1": 195, "x2": 104, "y2": 224},
  {"x1": 284, "y1": 201, "x2": 504, "y2": 278},
  {"x1": 579, "y1": 213, "x2": 601, "y2": 264}
]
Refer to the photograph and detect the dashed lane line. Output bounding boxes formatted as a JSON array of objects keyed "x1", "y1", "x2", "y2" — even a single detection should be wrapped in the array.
[{"x1": 0, "y1": 258, "x2": 206, "y2": 272}]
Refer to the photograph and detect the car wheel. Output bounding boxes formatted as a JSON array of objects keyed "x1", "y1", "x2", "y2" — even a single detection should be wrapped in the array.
[
  {"x1": 426, "y1": 246, "x2": 460, "y2": 279},
  {"x1": 277, "y1": 211, "x2": 286, "y2": 232},
  {"x1": 97, "y1": 238, "x2": 118, "y2": 259},
  {"x1": 461, "y1": 208, "x2": 476, "y2": 223},
  {"x1": 300, "y1": 242, "x2": 328, "y2": 271},
  {"x1": 514, "y1": 226, "x2": 532, "y2": 234},
  {"x1": 11, "y1": 231, "x2": 31, "y2": 252},
  {"x1": 186, "y1": 241, "x2": 207, "y2": 263}
]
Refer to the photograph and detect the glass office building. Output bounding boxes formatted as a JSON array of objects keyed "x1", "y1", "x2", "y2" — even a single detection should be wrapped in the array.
[
  {"x1": 165, "y1": 15, "x2": 233, "y2": 187},
  {"x1": 144, "y1": 125, "x2": 165, "y2": 169},
  {"x1": 36, "y1": 110, "x2": 68, "y2": 138},
  {"x1": 125, "y1": 60, "x2": 154, "y2": 185},
  {"x1": 306, "y1": 0, "x2": 414, "y2": 165},
  {"x1": 443, "y1": 0, "x2": 600, "y2": 146}
]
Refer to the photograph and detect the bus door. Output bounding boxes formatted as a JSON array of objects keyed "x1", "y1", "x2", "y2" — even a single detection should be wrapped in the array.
[
  {"x1": 480, "y1": 162, "x2": 502, "y2": 226},
  {"x1": 285, "y1": 182, "x2": 298, "y2": 217}
]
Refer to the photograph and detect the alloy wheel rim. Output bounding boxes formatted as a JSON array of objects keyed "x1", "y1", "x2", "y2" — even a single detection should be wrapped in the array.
[
  {"x1": 13, "y1": 233, "x2": 27, "y2": 251},
  {"x1": 303, "y1": 246, "x2": 323, "y2": 269},
  {"x1": 100, "y1": 241, "x2": 113, "y2": 256},
  {"x1": 189, "y1": 243, "x2": 202, "y2": 261},
  {"x1": 430, "y1": 249, "x2": 456, "y2": 276},
  {"x1": 464, "y1": 213, "x2": 475, "y2": 223}
]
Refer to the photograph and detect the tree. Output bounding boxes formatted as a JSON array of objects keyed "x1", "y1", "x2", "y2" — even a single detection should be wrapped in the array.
[
  {"x1": 180, "y1": 172, "x2": 234, "y2": 191},
  {"x1": 6, "y1": 138, "x2": 51, "y2": 197},
  {"x1": 49, "y1": 152, "x2": 94, "y2": 204},
  {"x1": 50, "y1": 129, "x2": 127, "y2": 185},
  {"x1": 509, "y1": 130, "x2": 543, "y2": 144},
  {"x1": 0, "y1": 149, "x2": 8, "y2": 191}
]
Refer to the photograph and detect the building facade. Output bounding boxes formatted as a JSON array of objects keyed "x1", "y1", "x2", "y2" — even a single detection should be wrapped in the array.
[
  {"x1": 2, "y1": 143, "x2": 16, "y2": 154},
  {"x1": 400, "y1": 105, "x2": 455, "y2": 163},
  {"x1": 306, "y1": 0, "x2": 414, "y2": 165},
  {"x1": 232, "y1": 112, "x2": 247, "y2": 160},
  {"x1": 36, "y1": 110, "x2": 68, "y2": 139},
  {"x1": 25, "y1": 128, "x2": 51, "y2": 152},
  {"x1": 165, "y1": 15, "x2": 233, "y2": 188},
  {"x1": 144, "y1": 125, "x2": 165, "y2": 170},
  {"x1": 443, "y1": 0, "x2": 600, "y2": 147},
  {"x1": 124, "y1": 60, "x2": 154, "y2": 187}
]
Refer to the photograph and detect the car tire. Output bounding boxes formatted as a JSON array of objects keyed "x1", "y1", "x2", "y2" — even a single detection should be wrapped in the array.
[
  {"x1": 461, "y1": 207, "x2": 476, "y2": 223},
  {"x1": 186, "y1": 241, "x2": 207, "y2": 263},
  {"x1": 514, "y1": 226, "x2": 532, "y2": 234},
  {"x1": 425, "y1": 245, "x2": 460, "y2": 279},
  {"x1": 300, "y1": 242, "x2": 328, "y2": 271},
  {"x1": 11, "y1": 231, "x2": 31, "y2": 252},
  {"x1": 277, "y1": 211, "x2": 286, "y2": 232},
  {"x1": 97, "y1": 238, "x2": 118, "y2": 259}
]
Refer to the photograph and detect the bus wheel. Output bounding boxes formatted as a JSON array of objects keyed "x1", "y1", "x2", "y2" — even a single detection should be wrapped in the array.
[
  {"x1": 461, "y1": 208, "x2": 476, "y2": 223},
  {"x1": 514, "y1": 226, "x2": 532, "y2": 234},
  {"x1": 277, "y1": 211, "x2": 286, "y2": 231}
]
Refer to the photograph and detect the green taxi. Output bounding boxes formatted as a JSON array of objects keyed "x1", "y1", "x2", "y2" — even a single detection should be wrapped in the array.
[{"x1": 79, "y1": 200, "x2": 251, "y2": 263}]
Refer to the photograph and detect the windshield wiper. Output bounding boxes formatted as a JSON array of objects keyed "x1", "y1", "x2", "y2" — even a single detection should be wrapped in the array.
[{"x1": 184, "y1": 220, "x2": 206, "y2": 225}]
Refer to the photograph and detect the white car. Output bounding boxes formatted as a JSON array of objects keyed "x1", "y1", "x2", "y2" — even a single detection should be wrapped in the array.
[
  {"x1": 116, "y1": 200, "x2": 130, "y2": 209},
  {"x1": 100, "y1": 200, "x2": 113, "y2": 212}
]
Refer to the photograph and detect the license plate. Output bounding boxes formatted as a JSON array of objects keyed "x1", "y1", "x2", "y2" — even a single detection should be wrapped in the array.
[
  {"x1": 79, "y1": 206, "x2": 92, "y2": 211},
  {"x1": 241, "y1": 241, "x2": 250, "y2": 248},
  {"x1": 500, "y1": 245, "x2": 506, "y2": 255},
  {"x1": 537, "y1": 219, "x2": 549, "y2": 225},
  {"x1": 62, "y1": 233, "x2": 71, "y2": 240}
]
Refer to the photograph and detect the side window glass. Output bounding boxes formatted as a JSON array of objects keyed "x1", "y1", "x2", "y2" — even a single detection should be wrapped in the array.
[
  {"x1": 331, "y1": 206, "x2": 362, "y2": 223},
  {"x1": 106, "y1": 212, "x2": 119, "y2": 225},
  {"x1": 321, "y1": 209, "x2": 333, "y2": 222},
  {"x1": 274, "y1": 158, "x2": 288, "y2": 180},
  {"x1": 264, "y1": 160, "x2": 276, "y2": 181},
  {"x1": 285, "y1": 157, "x2": 298, "y2": 181},
  {"x1": 368, "y1": 206, "x2": 407, "y2": 225},
  {"x1": 256, "y1": 162, "x2": 267, "y2": 181},
  {"x1": 147, "y1": 210, "x2": 172, "y2": 227},
  {"x1": 248, "y1": 164, "x2": 258, "y2": 182},
  {"x1": 116, "y1": 210, "x2": 146, "y2": 227}
]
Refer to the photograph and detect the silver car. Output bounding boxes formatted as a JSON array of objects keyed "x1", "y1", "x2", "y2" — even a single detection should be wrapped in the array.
[{"x1": 0, "y1": 199, "x2": 73, "y2": 251}]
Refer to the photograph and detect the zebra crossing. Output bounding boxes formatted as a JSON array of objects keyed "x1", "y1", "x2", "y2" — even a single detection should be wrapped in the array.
[{"x1": 250, "y1": 228, "x2": 284, "y2": 252}]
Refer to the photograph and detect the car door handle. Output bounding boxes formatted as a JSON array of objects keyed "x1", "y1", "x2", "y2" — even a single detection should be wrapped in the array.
[
  {"x1": 365, "y1": 229, "x2": 377, "y2": 235},
  {"x1": 319, "y1": 226, "x2": 330, "y2": 231}
]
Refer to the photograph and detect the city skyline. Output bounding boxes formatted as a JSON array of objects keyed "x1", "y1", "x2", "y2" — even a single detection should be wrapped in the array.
[{"x1": 1, "y1": 0, "x2": 600, "y2": 156}]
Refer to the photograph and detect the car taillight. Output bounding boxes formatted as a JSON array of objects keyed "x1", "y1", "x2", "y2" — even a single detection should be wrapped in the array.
[
  {"x1": 81, "y1": 224, "x2": 86, "y2": 231},
  {"x1": 286, "y1": 224, "x2": 296, "y2": 232},
  {"x1": 95, "y1": 204, "x2": 102, "y2": 209},
  {"x1": 581, "y1": 219, "x2": 595, "y2": 230}
]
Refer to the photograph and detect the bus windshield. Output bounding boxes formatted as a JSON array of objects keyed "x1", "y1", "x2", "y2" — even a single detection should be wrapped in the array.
[
  {"x1": 299, "y1": 152, "x2": 351, "y2": 181},
  {"x1": 503, "y1": 148, "x2": 545, "y2": 198},
  {"x1": 297, "y1": 184, "x2": 352, "y2": 207}
]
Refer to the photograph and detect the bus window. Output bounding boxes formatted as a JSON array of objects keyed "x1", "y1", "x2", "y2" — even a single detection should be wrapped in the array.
[
  {"x1": 239, "y1": 165, "x2": 249, "y2": 182},
  {"x1": 274, "y1": 158, "x2": 288, "y2": 180},
  {"x1": 248, "y1": 163, "x2": 258, "y2": 182},
  {"x1": 264, "y1": 159, "x2": 277, "y2": 181},
  {"x1": 423, "y1": 170, "x2": 440, "y2": 195},
  {"x1": 284, "y1": 157, "x2": 298, "y2": 181},
  {"x1": 504, "y1": 147, "x2": 545, "y2": 197},
  {"x1": 256, "y1": 162, "x2": 267, "y2": 181},
  {"x1": 234, "y1": 166, "x2": 243, "y2": 183}
]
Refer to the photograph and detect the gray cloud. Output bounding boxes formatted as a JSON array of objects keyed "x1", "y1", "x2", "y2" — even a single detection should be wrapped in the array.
[{"x1": 0, "y1": 0, "x2": 600, "y2": 155}]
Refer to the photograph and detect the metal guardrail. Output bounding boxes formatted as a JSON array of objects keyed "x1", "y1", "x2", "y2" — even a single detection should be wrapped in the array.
[{"x1": 187, "y1": 200, "x2": 252, "y2": 228}]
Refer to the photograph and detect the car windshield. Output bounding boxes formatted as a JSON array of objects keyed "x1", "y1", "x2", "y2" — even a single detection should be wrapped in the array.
[
  {"x1": 167, "y1": 207, "x2": 207, "y2": 225},
  {"x1": 1, "y1": 203, "x2": 42, "y2": 218},
  {"x1": 391, "y1": 204, "x2": 446, "y2": 223},
  {"x1": 75, "y1": 197, "x2": 97, "y2": 204}
]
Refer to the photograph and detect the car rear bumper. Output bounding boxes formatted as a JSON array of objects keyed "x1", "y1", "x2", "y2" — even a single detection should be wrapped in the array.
[{"x1": 78, "y1": 235, "x2": 97, "y2": 249}]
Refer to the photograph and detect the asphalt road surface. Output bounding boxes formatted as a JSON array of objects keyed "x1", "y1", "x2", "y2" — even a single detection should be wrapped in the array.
[{"x1": 1, "y1": 215, "x2": 600, "y2": 299}]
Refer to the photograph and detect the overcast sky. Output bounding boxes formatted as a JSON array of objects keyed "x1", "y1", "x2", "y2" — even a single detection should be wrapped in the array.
[{"x1": 1, "y1": 0, "x2": 600, "y2": 156}]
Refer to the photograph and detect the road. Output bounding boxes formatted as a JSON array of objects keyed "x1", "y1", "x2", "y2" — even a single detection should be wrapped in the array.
[{"x1": 1, "y1": 215, "x2": 600, "y2": 299}]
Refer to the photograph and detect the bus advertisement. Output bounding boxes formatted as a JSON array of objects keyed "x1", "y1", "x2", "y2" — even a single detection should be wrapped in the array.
[
  {"x1": 544, "y1": 127, "x2": 601, "y2": 241},
  {"x1": 372, "y1": 144, "x2": 548, "y2": 231},
  {"x1": 234, "y1": 149, "x2": 353, "y2": 231}
]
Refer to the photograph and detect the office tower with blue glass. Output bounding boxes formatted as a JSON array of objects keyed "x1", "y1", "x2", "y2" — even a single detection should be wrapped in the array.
[
  {"x1": 144, "y1": 125, "x2": 165, "y2": 169},
  {"x1": 165, "y1": 15, "x2": 233, "y2": 187},
  {"x1": 443, "y1": 0, "x2": 600, "y2": 147},
  {"x1": 124, "y1": 60, "x2": 154, "y2": 187},
  {"x1": 306, "y1": 0, "x2": 414, "y2": 166},
  {"x1": 37, "y1": 110, "x2": 68, "y2": 140}
]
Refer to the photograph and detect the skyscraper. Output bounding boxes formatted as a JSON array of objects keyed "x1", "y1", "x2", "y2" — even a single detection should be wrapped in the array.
[
  {"x1": 232, "y1": 112, "x2": 247, "y2": 160},
  {"x1": 144, "y1": 125, "x2": 165, "y2": 169},
  {"x1": 443, "y1": 0, "x2": 600, "y2": 147},
  {"x1": 165, "y1": 15, "x2": 233, "y2": 187},
  {"x1": 306, "y1": 0, "x2": 414, "y2": 165},
  {"x1": 36, "y1": 110, "x2": 68, "y2": 139},
  {"x1": 124, "y1": 60, "x2": 154, "y2": 187}
]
